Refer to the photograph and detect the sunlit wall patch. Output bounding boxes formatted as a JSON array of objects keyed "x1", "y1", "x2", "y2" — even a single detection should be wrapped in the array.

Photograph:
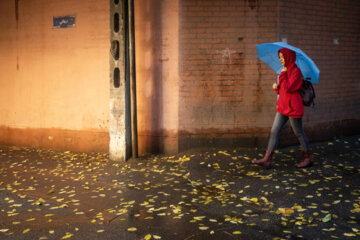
[{"x1": 53, "y1": 15, "x2": 76, "y2": 29}]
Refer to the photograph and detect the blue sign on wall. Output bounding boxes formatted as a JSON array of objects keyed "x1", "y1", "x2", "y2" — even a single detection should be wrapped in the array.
[{"x1": 53, "y1": 15, "x2": 75, "y2": 29}]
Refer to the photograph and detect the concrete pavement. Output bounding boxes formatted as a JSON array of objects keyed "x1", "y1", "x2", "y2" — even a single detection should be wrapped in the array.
[{"x1": 0, "y1": 135, "x2": 359, "y2": 240}]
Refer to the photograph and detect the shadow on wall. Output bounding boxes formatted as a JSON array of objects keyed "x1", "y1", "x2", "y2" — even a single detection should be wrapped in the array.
[{"x1": 136, "y1": 0, "x2": 164, "y2": 154}]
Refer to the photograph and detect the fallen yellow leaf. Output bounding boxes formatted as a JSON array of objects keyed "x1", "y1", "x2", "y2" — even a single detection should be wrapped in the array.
[
  {"x1": 276, "y1": 208, "x2": 294, "y2": 215},
  {"x1": 199, "y1": 226, "x2": 209, "y2": 230},
  {"x1": 350, "y1": 208, "x2": 360, "y2": 213},
  {"x1": 62, "y1": 232, "x2": 73, "y2": 239},
  {"x1": 47, "y1": 189, "x2": 55, "y2": 194},
  {"x1": 322, "y1": 228, "x2": 336, "y2": 231},
  {"x1": 344, "y1": 233, "x2": 356, "y2": 237}
]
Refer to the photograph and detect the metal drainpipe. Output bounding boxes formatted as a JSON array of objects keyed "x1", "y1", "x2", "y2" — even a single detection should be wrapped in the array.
[{"x1": 128, "y1": 0, "x2": 138, "y2": 159}]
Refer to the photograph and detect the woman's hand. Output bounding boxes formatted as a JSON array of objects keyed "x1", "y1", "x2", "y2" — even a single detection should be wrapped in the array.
[
  {"x1": 281, "y1": 67, "x2": 287, "y2": 72},
  {"x1": 272, "y1": 83, "x2": 279, "y2": 90}
]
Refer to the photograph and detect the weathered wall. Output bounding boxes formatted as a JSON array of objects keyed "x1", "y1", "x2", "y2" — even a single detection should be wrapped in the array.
[
  {"x1": 179, "y1": 0, "x2": 279, "y2": 150},
  {"x1": 135, "y1": 0, "x2": 179, "y2": 155},
  {"x1": 1, "y1": 0, "x2": 359, "y2": 155},
  {"x1": 0, "y1": 0, "x2": 110, "y2": 152},
  {"x1": 278, "y1": 0, "x2": 360, "y2": 142}
]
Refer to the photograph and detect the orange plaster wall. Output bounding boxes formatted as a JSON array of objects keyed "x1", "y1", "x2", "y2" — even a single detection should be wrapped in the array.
[
  {"x1": 0, "y1": 0, "x2": 110, "y2": 152},
  {"x1": 134, "y1": 0, "x2": 179, "y2": 155}
]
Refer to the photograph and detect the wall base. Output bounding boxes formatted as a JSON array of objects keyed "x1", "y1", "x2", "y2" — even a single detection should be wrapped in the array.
[
  {"x1": 178, "y1": 119, "x2": 360, "y2": 152},
  {"x1": 138, "y1": 130, "x2": 178, "y2": 156},
  {"x1": 279, "y1": 119, "x2": 360, "y2": 148},
  {"x1": 179, "y1": 128, "x2": 270, "y2": 151},
  {"x1": 1, "y1": 119, "x2": 358, "y2": 155},
  {"x1": 0, "y1": 126, "x2": 109, "y2": 153}
]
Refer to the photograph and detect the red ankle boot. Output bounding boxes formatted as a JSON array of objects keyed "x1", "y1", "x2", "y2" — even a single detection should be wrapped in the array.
[
  {"x1": 297, "y1": 151, "x2": 313, "y2": 168},
  {"x1": 252, "y1": 150, "x2": 273, "y2": 168}
]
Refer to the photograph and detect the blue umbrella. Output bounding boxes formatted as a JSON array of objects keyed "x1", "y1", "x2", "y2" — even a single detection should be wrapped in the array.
[{"x1": 256, "y1": 42, "x2": 320, "y2": 84}]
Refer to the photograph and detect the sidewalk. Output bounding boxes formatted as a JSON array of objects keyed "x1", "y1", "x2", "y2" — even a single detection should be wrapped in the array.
[{"x1": 0, "y1": 135, "x2": 359, "y2": 240}]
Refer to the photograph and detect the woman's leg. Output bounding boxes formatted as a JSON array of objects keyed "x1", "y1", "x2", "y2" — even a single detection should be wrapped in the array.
[
  {"x1": 289, "y1": 117, "x2": 310, "y2": 152},
  {"x1": 289, "y1": 117, "x2": 313, "y2": 167},
  {"x1": 267, "y1": 112, "x2": 289, "y2": 152},
  {"x1": 253, "y1": 112, "x2": 288, "y2": 168}
]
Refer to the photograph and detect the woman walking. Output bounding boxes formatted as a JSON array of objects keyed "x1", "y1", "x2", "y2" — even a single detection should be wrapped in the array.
[{"x1": 252, "y1": 48, "x2": 313, "y2": 168}]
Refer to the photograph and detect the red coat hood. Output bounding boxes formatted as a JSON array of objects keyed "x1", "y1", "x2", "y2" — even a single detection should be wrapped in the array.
[{"x1": 278, "y1": 48, "x2": 297, "y2": 74}]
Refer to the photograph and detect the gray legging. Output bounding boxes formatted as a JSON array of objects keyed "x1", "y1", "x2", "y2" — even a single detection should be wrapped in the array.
[{"x1": 267, "y1": 112, "x2": 310, "y2": 152}]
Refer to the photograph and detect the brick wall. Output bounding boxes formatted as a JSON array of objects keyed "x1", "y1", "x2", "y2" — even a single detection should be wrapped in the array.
[
  {"x1": 177, "y1": 0, "x2": 360, "y2": 151},
  {"x1": 278, "y1": 0, "x2": 360, "y2": 142},
  {"x1": 179, "y1": 0, "x2": 279, "y2": 149}
]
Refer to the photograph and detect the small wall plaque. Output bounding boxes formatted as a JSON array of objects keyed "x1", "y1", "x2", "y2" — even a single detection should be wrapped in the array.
[{"x1": 53, "y1": 15, "x2": 75, "y2": 29}]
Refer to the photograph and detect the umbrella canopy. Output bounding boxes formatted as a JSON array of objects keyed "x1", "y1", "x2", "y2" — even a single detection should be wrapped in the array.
[{"x1": 256, "y1": 42, "x2": 320, "y2": 84}]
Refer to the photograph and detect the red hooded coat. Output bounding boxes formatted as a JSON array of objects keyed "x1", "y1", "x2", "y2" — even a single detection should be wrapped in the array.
[{"x1": 275, "y1": 48, "x2": 304, "y2": 118}]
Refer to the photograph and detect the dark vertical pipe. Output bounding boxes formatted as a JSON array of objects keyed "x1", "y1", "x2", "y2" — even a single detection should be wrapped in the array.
[
  {"x1": 15, "y1": 0, "x2": 19, "y2": 29},
  {"x1": 124, "y1": 0, "x2": 131, "y2": 160},
  {"x1": 128, "y1": 0, "x2": 138, "y2": 158}
]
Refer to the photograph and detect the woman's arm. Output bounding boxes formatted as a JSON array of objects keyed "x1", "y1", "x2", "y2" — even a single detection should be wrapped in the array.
[
  {"x1": 273, "y1": 83, "x2": 280, "y2": 94},
  {"x1": 278, "y1": 68, "x2": 303, "y2": 93}
]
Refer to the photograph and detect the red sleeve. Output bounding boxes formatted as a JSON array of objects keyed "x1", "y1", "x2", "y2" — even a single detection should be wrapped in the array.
[{"x1": 278, "y1": 68, "x2": 303, "y2": 93}]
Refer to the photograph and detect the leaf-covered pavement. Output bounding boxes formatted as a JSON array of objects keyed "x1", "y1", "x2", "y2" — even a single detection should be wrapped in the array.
[{"x1": 0, "y1": 135, "x2": 359, "y2": 240}]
